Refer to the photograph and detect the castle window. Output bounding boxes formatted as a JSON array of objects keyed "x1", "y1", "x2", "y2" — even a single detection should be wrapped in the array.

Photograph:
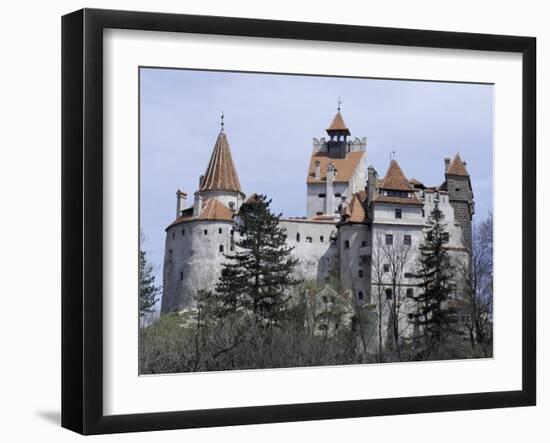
[
  {"x1": 219, "y1": 228, "x2": 222, "y2": 234},
  {"x1": 322, "y1": 296, "x2": 328, "y2": 303},
  {"x1": 385, "y1": 234, "x2": 393, "y2": 245},
  {"x1": 182, "y1": 229, "x2": 186, "y2": 236},
  {"x1": 442, "y1": 232, "x2": 450, "y2": 242},
  {"x1": 361, "y1": 240, "x2": 367, "y2": 247},
  {"x1": 320, "y1": 236, "x2": 324, "y2": 243},
  {"x1": 344, "y1": 240, "x2": 350, "y2": 249},
  {"x1": 204, "y1": 229, "x2": 208, "y2": 235},
  {"x1": 404, "y1": 272, "x2": 414, "y2": 278},
  {"x1": 306, "y1": 236, "x2": 312, "y2": 243},
  {"x1": 219, "y1": 245, "x2": 224, "y2": 253},
  {"x1": 455, "y1": 188, "x2": 461, "y2": 192},
  {"x1": 422, "y1": 209, "x2": 425, "y2": 218},
  {"x1": 180, "y1": 271, "x2": 184, "y2": 281},
  {"x1": 228, "y1": 201, "x2": 235, "y2": 211},
  {"x1": 316, "y1": 211, "x2": 324, "y2": 216},
  {"x1": 168, "y1": 249, "x2": 173, "y2": 262},
  {"x1": 404, "y1": 234, "x2": 412, "y2": 245},
  {"x1": 318, "y1": 193, "x2": 326, "y2": 198},
  {"x1": 335, "y1": 193, "x2": 342, "y2": 198},
  {"x1": 385, "y1": 288, "x2": 393, "y2": 299},
  {"x1": 383, "y1": 264, "x2": 390, "y2": 272},
  {"x1": 358, "y1": 269, "x2": 364, "y2": 278},
  {"x1": 296, "y1": 233, "x2": 301, "y2": 242},
  {"x1": 357, "y1": 291, "x2": 364, "y2": 301},
  {"x1": 395, "y1": 208, "x2": 402, "y2": 219},
  {"x1": 172, "y1": 232, "x2": 175, "y2": 239},
  {"x1": 408, "y1": 313, "x2": 414, "y2": 320},
  {"x1": 230, "y1": 229, "x2": 234, "y2": 236},
  {"x1": 230, "y1": 245, "x2": 234, "y2": 252},
  {"x1": 406, "y1": 288, "x2": 414, "y2": 298}
]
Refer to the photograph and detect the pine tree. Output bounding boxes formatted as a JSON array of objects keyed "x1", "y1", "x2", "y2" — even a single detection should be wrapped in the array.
[
  {"x1": 411, "y1": 200, "x2": 457, "y2": 358},
  {"x1": 215, "y1": 194, "x2": 300, "y2": 323},
  {"x1": 139, "y1": 250, "x2": 161, "y2": 318}
]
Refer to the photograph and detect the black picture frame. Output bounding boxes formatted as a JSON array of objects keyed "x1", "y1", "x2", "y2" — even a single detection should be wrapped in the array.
[{"x1": 61, "y1": 8, "x2": 536, "y2": 435}]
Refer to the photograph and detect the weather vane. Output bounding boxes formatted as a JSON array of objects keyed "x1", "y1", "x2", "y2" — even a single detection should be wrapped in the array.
[
  {"x1": 337, "y1": 96, "x2": 342, "y2": 112},
  {"x1": 220, "y1": 111, "x2": 224, "y2": 131}
]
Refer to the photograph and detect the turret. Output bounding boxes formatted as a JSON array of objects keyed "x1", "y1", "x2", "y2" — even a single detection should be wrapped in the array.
[{"x1": 176, "y1": 189, "x2": 187, "y2": 218}]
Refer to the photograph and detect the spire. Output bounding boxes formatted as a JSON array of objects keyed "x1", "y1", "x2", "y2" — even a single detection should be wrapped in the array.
[
  {"x1": 199, "y1": 130, "x2": 242, "y2": 193},
  {"x1": 446, "y1": 153, "x2": 469, "y2": 176},
  {"x1": 380, "y1": 159, "x2": 413, "y2": 191},
  {"x1": 326, "y1": 99, "x2": 350, "y2": 135}
]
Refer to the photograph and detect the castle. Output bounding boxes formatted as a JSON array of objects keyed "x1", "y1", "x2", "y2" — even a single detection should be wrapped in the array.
[{"x1": 160, "y1": 109, "x2": 474, "y2": 329}]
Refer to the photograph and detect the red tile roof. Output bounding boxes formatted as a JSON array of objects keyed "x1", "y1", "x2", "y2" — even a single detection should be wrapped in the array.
[
  {"x1": 326, "y1": 111, "x2": 350, "y2": 134},
  {"x1": 307, "y1": 151, "x2": 364, "y2": 184},
  {"x1": 167, "y1": 198, "x2": 234, "y2": 228},
  {"x1": 200, "y1": 131, "x2": 242, "y2": 193},
  {"x1": 373, "y1": 195, "x2": 423, "y2": 206},
  {"x1": 380, "y1": 160, "x2": 413, "y2": 191},
  {"x1": 446, "y1": 153, "x2": 469, "y2": 176},
  {"x1": 345, "y1": 192, "x2": 368, "y2": 223}
]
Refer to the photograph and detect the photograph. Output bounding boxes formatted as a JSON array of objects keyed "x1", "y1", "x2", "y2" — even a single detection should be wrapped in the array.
[{"x1": 138, "y1": 68, "x2": 494, "y2": 374}]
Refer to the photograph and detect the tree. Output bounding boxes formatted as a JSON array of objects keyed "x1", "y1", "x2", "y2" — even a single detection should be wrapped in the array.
[
  {"x1": 215, "y1": 194, "x2": 300, "y2": 323},
  {"x1": 460, "y1": 213, "x2": 493, "y2": 352},
  {"x1": 139, "y1": 249, "x2": 161, "y2": 319},
  {"x1": 411, "y1": 201, "x2": 457, "y2": 359}
]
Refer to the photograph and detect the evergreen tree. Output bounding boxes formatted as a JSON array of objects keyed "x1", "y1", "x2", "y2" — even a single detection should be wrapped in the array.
[
  {"x1": 139, "y1": 250, "x2": 161, "y2": 318},
  {"x1": 215, "y1": 194, "x2": 300, "y2": 323},
  {"x1": 411, "y1": 200, "x2": 457, "y2": 358}
]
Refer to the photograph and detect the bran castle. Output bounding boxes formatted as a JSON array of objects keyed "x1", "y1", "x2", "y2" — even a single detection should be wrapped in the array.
[{"x1": 161, "y1": 109, "x2": 474, "y2": 324}]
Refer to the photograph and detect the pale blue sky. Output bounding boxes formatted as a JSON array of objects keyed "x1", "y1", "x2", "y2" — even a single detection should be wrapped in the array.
[{"x1": 140, "y1": 68, "x2": 493, "y2": 284}]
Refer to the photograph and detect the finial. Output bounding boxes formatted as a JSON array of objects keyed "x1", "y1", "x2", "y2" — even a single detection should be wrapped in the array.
[
  {"x1": 220, "y1": 111, "x2": 224, "y2": 132},
  {"x1": 391, "y1": 149, "x2": 396, "y2": 160},
  {"x1": 337, "y1": 96, "x2": 342, "y2": 112}
]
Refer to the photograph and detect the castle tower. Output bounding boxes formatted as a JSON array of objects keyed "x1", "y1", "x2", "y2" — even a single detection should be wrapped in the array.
[
  {"x1": 161, "y1": 123, "x2": 244, "y2": 313},
  {"x1": 443, "y1": 153, "x2": 474, "y2": 250},
  {"x1": 306, "y1": 105, "x2": 367, "y2": 218}
]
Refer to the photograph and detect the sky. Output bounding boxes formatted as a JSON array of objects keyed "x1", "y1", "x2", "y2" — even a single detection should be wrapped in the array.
[{"x1": 140, "y1": 68, "x2": 494, "y2": 285}]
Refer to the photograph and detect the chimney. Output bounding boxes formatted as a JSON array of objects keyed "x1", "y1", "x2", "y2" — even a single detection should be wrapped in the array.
[
  {"x1": 367, "y1": 166, "x2": 378, "y2": 206},
  {"x1": 193, "y1": 192, "x2": 203, "y2": 218},
  {"x1": 444, "y1": 158, "x2": 451, "y2": 172},
  {"x1": 314, "y1": 160, "x2": 321, "y2": 179},
  {"x1": 176, "y1": 189, "x2": 187, "y2": 218}
]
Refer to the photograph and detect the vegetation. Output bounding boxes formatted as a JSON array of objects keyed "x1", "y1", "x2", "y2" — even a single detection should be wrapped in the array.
[{"x1": 139, "y1": 249, "x2": 161, "y2": 319}]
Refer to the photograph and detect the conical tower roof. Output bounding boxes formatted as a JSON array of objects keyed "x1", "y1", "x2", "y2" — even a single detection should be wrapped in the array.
[
  {"x1": 446, "y1": 153, "x2": 469, "y2": 176},
  {"x1": 326, "y1": 111, "x2": 350, "y2": 135},
  {"x1": 199, "y1": 131, "x2": 242, "y2": 193},
  {"x1": 380, "y1": 159, "x2": 413, "y2": 191}
]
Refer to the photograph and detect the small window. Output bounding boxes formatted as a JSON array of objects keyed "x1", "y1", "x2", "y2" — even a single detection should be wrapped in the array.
[
  {"x1": 358, "y1": 269, "x2": 364, "y2": 278},
  {"x1": 404, "y1": 272, "x2": 414, "y2": 278},
  {"x1": 385, "y1": 288, "x2": 393, "y2": 299},
  {"x1": 316, "y1": 211, "x2": 324, "y2": 216},
  {"x1": 230, "y1": 245, "x2": 234, "y2": 252},
  {"x1": 455, "y1": 188, "x2": 460, "y2": 192},
  {"x1": 442, "y1": 232, "x2": 450, "y2": 242},
  {"x1": 180, "y1": 271, "x2": 184, "y2": 281},
  {"x1": 218, "y1": 228, "x2": 222, "y2": 234},
  {"x1": 320, "y1": 236, "x2": 324, "y2": 243},
  {"x1": 408, "y1": 313, "x2": 414, "y2": 320},
  {"x1": 395, "y1": 208, "x2": 402, "y2": 219},
  {"x1": 361, "y1": 240, "x2": 367, "y2": 247},
  {"x1": 204, "y1": 229, "x2": 208, "y2": 235},
  {"x1": 322, "y1": 296, "x2": 328, "y2": 303},
  {"x1": 422, "y1": 209, "x2": 425, "y2": 218},
  {"x1": 219, "y1": 245, "x2": 224, "y2": 253},
  {"x1": 172, "y1": 232, "x2": 175, "y2": 239},
  {"x1": 318, "y1": 193, "x2": 326, "y2": 198},
  {"x1": 383, "y1": 264, "x2": 390, "y2": 272},
  {"x1": 296, "y1": 233, "x2": 301, "y2": 242},
  {"x1": 357, "y1": 291, "x2": 364, "y2": 301},
  {"x1": 344, "y1": 240, "x2": 350, "y2": 249},
  {"x1": 385, "y1": 234, "x2": 393, "y2": 245},
  {"x1": 230, "y1": 229, "x2": 234, "y2": 236},
  {"x1": 334, "y1": 193, "x2": 342, "y2": 198},
  {"x1": 306, "y1": 236, "x2": 312, "y2": 243},
  {"x1": 406, "y1": 288, "x2": 414, "y2": 298},
  {"x1": 404, "y1": 235, "x2": 411, "y2": 245},
  {"x1": 182, "y1": 229, "x2": 186, "y2": 236}
]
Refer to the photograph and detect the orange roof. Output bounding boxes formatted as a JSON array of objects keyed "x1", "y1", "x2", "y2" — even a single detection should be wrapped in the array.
[
  {"x1": 167, "y1": 198, "x2": 234, "y2": 228},
  {"x1": 307, "y1": 151, "x2": 364, "y2": 184},
  {"x1": 380, "y1": 160, "x2": 413, "y2": 191},
  {"x1": 200, "y1": 131, "x2": 242, "y2": 193},
  {"x1": 326, "y1": 111, "x2": 350, "y2": 135},
  {"x1": 446, "y1": 153, "x2": 469, "y2": 176},
  {"x1": 343, "y1": 192, "x2": 368, "y2": 223},
  {"x1": 373, "y1": 195, "x2": 423, "y2": 206},
  {"x1": 197, "y1": 198, "x2": 234, "y2": 221}
]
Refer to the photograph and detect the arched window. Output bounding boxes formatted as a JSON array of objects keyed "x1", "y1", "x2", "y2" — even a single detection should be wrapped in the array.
[
  {"x1": 296, "y1": 233, "x2": 301, "y2": 242},
  {"x1": 344, "y1": 240, "x2": 350, "y2": 249},
  {"x1": 357, "y1": 291, "x2": 364, "y2": 301},
  {"x1": 358, "y1": 269, "x2": 364, "y2": 278}
]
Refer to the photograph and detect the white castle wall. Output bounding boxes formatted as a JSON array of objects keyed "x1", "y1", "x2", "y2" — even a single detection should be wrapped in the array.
[
  {"x1": 199, "y1": 189, "x2": 243, "y2": 212},
  {"x1": 161, "y1": 219, "x2": 235, "y2": 313},
  {"x1": 337, "y1": 224, "x2": 370, "y2": 303},
  {"x1": 279, "y1": 219, "x2": 339, "y2": 283}
]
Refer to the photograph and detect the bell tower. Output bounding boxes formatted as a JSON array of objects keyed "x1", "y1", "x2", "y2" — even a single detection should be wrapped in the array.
[{"x1": 326, "y1": 98, "x2": 350, "y2": 159}]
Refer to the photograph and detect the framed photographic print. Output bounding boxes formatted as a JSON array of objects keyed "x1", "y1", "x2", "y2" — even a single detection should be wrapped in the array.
[{"x1": 61, "y1": 8, "x2": 536, "y2": 435}]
